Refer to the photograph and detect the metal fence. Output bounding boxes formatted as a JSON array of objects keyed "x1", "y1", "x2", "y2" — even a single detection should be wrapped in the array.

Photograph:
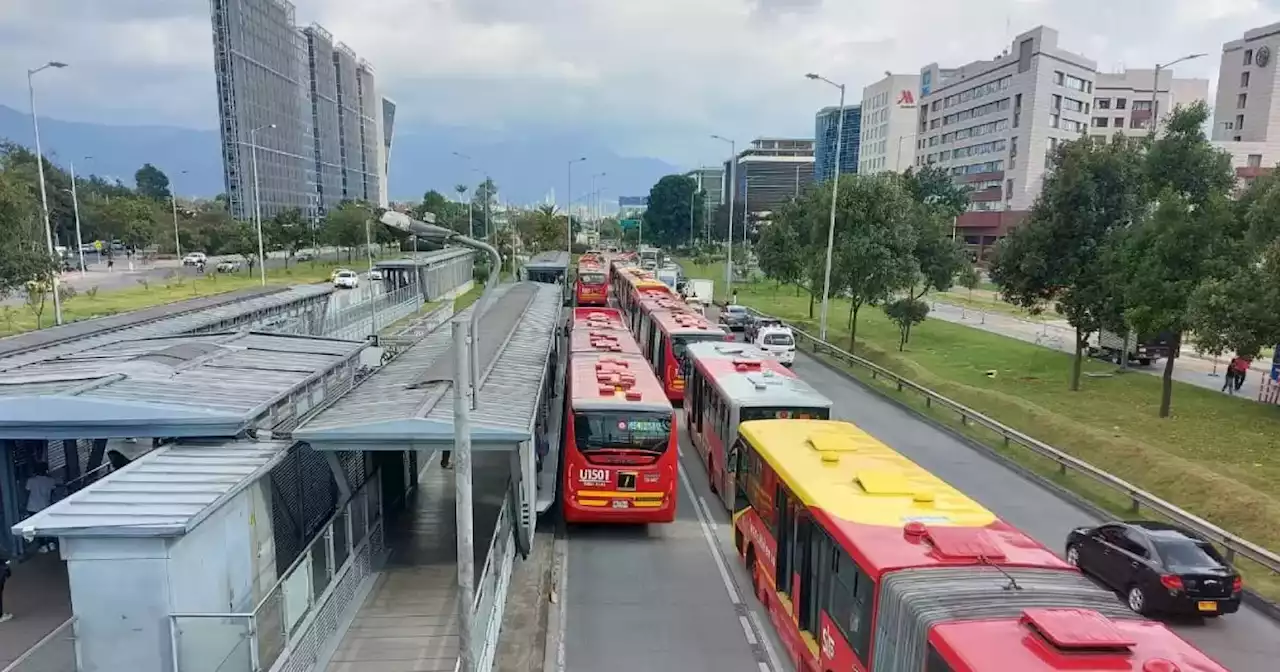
[
  {"x1": 169, "y1": 477, "x2": 383, "y2": 672},
  {"x1": 0, "y1": 618, "x2": 77, "y2": 672},
  {"x1": 321, "y1": 283, "x2": 423, "y2": 340},
  {"x1": 740, "y1": 306, "x2": 1280, "y2": 577},
  {"x1": 464, "y1": 494, "x2": 517, "y2": 672}
]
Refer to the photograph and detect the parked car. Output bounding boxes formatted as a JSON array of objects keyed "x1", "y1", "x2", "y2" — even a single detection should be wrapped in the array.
[
  {"x1": 719, "y1": 304, "x2": 749, "y2": 331},
  {"x1": 295, "y1": 250, "x2": 316, "y2": 262},
  {"x1": 182, "y1": 252, "x2": 207, "y2": 267},
  {"x1": 333, "y1": 270, "x2": 360, "y2": 289},
  {"x1": 754, "y1": 325, "x2": 796, "y2": 366},
  {"x1": 1066, "y1": 521, "x2": 1243, "y2": 617},
  {"x1": 216, "y1": 260, "x2": 242, "y2": 273}
]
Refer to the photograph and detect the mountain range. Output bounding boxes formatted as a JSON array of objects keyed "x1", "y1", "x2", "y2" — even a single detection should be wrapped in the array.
[{"x1": 0, "y1": 104, "x2": 680, "y2": 208}]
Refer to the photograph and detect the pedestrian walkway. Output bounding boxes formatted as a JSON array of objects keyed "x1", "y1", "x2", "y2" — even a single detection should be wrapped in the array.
[
  {"x1": 321, "y1": 452, "x2": 510, "y2": 672},
  {"x1": 0, "y1": 552, "x2": 71, "y2": 668}
]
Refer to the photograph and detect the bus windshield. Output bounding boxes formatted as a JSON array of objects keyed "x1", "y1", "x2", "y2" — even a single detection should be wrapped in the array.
[
  {"x1": 574, "y1": 411, "x2": 672, "y2": 454},
  {"x1": 579, "y1": 272, "x2": 606, "y2": 285},
  {"x1": 741, "y1": 406, "x2": 830, "y2": 422}
]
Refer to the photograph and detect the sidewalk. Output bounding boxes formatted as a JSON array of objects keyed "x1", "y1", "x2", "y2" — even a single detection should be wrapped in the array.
[{"x1": 0, "y1": 552, "x2": 72, "y2": 667}]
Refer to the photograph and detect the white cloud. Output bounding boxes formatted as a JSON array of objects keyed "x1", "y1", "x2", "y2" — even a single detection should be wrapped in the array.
[{"x1": 1, "y1": 0, "x2": 1280, "y2": 166}]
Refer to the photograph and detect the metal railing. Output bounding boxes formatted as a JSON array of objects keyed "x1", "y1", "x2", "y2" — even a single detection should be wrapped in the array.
[
  {"x1": 0, "y1": 617, "x2": 77, "y2": 672},
  {"x1": 740, "y1": 305, "x2": 1280, "y2": 576},
  {"x1": 322, "y1": 282, "x2": 422, "y2": 337},
  {"x1": 169, "y1": 478, "x2": 383, "y2": 672}
]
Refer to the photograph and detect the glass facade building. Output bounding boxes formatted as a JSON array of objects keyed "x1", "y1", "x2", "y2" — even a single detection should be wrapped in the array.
[
  {"x1": 814, "y1": 104, "x2": 862, "y2": 184},
  {"x1": 211, "y1": 0, "x2": 385, "y2": 222}
]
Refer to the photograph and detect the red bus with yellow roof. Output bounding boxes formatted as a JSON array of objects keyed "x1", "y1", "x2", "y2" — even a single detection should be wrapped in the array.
[
  {"x1": 611, "y1": 266, "x2": 674, "y2": 324},
  {"x1": 575, "y1": 257, "x2": 608, "y2": 307},
  {"x1": 634, "y1": 298, "x2": 728, "y2": 402},
  {"x1": 562, "y1": 309, "x2": 677, "y2": 524},
  {"x1": 730, "y1": 419, "x2": 1229, "y2": 672}
]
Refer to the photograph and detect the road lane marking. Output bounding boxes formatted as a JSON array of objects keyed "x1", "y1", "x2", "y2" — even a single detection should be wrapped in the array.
[
  {"x1": 739, "y1": 615, "x2": 758, "y2": 645},
  {"x1": 553, "y1": 534, "x2": 568, "y2": 672},
  {"x1": 678, "y1": 460, "x2": 741, "y2": 604}
]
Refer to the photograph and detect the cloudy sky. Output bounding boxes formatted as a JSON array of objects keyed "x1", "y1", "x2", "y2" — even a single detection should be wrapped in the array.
[{"x1": 1, "y1": 0, "x2": 1279, "y2": 168}]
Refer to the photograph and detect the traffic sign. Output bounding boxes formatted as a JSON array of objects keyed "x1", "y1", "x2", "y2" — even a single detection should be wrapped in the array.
[{"x1": 621, "y1": 219, "x2": 640, "y2": 230}]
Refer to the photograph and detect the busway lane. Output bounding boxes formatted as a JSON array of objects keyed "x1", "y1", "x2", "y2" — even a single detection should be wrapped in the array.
[
  {"x1": 790, "y1": 350, "x2": 1279, "y2": 672},
  {"x1": 561, "y1": 416, "x2": 790, "y2": 672}
]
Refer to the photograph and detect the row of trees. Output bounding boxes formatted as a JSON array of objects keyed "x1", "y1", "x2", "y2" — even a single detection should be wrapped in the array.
[
  {"x1": 989, "y1": 101, "x2": 1275, "y2": 418},
  {"x1": 753, "y1": 164, "x2": 970, "y2": 350}
]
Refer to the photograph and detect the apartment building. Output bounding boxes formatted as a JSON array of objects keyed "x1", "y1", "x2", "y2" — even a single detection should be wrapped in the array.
[
  {"x1": 859, "y1": 74, "x2": 920, "y2": 174},
  {"x1": 814, "y1": 106, "x2": 860, "y2": 183},
  {"x1": 915, "y1": 26, "x2": 1097, "y2": 252},
  {"x1": 724, "y1": 138, "x2": 815, "y2": 216},
  {"x1": 1213, "y1": 22, "x2": 1280, "y2": 185},
  {"x1": 1090, "y1": 69, "x2": 1208, "y2": 140},
  {"x1": 211, "y1": 0, "x2": 389, "y2": 221}
]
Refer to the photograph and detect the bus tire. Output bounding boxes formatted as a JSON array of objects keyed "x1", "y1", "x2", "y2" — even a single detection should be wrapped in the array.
[
  {"x1": 745, "y1": 546, "x2": 763, "y2": 602},
  {"x1": 708, "y1": 456, "x2": 718, "y2": 494}
]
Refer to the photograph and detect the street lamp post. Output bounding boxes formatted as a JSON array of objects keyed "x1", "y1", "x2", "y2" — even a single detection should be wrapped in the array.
[
  {"x1": 590, "y1": 172, "x2": 606, "y2": 226},
  {"x1": 66, "y1": 160, "x2": 86, "y2": 278},
  {"x1": 28, "y1": 61, "x2": 68, "y2": 326},
  {"x1": 1149, "y1": 53, "x2": 1206, "y2": 135},
  {"x1": 807, "y1": 72, "x2": 847, "y2": 342},
  {"x1": 249, "y1": 123, "x2": 276, "y2": 286},
  {"x1": 453, "y1": 151, "x2": 479, "y2": 238},
  {"x1": 711, "y1": 135, "x2": 736, "y2": 298},
  {"x1": 567, "y1": 157, "x2": 586, "y2": 255},
  {"x1": 171, "y1": 169, "x2": 188, "y2": 258}
]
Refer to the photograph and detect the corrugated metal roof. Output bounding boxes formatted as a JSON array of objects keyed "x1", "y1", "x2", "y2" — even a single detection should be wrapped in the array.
[
  {"x1": 295, "y1": 283, "x2": 561, "y2": 449},
  {"x1": 0, "y1": 331, "x2": 365, "y2": 438},
  {"x1": 525, "y1": 251, "x2": 570, "y2": 271},
  {"x1": 0, "y1": 284, "x2": 334, "y2": 373},
  {"x1": 374, "y1": 247, "x2": 473, "y2": 269},
  {"x1": 10, "y1": 440, "x2": 293, "y2": 538}
]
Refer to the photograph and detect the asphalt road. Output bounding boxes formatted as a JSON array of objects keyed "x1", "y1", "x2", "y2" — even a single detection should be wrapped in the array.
[
  {"x1": 929, "y1": 301, "x2": 1266, "y2": 399},
  {"x1": 562, "y1": 418, "x2": 789, "y2": 672},
  {"x1": 790, "y1": 348, "x2": 1278, "y2": 672}
]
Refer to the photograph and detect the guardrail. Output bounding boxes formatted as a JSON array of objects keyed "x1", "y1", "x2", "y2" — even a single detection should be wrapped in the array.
[
  {"x1": 0, "y1": 617, "x2": 77, "y2": 672},
  {"x1": 735, "y1": 304, "x2": 1280, "y2": 579}
]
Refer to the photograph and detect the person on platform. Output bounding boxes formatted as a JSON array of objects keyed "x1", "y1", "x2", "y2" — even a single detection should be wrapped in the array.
[
  {"x1": 0, "y1": 557, "x2": 12, "y2": 624},
  {"x1": 24, "y1": 463, "x2": 57, "y2": 553}
]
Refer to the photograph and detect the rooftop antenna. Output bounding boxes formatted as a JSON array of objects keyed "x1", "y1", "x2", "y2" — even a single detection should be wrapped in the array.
[{"x1": 981, "y1": 555, "x2": 1023, "y2": 591}]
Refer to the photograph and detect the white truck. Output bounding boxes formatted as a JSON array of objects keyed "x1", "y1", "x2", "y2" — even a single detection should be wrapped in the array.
[
  {"x1": 1087, "y1": 330, "x2": 1178, "y2": 366},
  {"x1": 682, "y1": 279, "x2": 714, "y2": 317}
]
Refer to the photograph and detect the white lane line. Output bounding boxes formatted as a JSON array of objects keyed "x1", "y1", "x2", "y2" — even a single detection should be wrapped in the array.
[
  {"x1": 554, "y1": 534, "x2": 569, "y2": 672},
  {"x1": 678, "y1": 460, "x2": 742, "y2": 605},
  {"x1": 739, "y1": 615, "x2": 758, "y2": 645},
  {"x1": 750, "y1": 610, "x2": 787, "y2": 672}
]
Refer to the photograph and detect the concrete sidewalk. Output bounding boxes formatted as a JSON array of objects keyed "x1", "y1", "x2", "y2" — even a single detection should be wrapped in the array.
[{"x1": 0, "y1": 552, "x2": 72, "y2": 667}]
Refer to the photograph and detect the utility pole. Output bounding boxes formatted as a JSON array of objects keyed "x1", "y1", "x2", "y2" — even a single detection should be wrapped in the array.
[{"x1": 452, "y1": 319, "x2": 476, "y2": 672}]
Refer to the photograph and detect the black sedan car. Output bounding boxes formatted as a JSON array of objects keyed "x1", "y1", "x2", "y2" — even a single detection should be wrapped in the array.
[{"x1": 1066, "y1": 521, "x2": 1242, "y2": 617}]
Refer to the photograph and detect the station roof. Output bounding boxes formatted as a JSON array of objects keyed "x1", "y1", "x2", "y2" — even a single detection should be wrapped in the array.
[
  {"x1": 525, "y1": 251, "x2": 570, "y2": 271},
  {"x1": 373, "y1": 247, "x2": 473, "y2": 269},
  {"x1": 0, "y1": 284, "x2": 334, "y2": 373},
  {"x1": 293, "y1": 282, "x2": 562, "y2": 451},
  {"x1": 0, "y1": 331, "x2": 365, "y2": 439},
  {"x1": 687, "y1": 342, "x2": 831, "y2": 409},
  {"x1": 11, "y1": 439, "x2": 293, "y2": 538}
]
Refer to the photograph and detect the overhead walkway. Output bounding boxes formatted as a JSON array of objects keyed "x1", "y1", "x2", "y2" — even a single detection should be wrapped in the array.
[{"x1": 293, "y1": 282, "x2": 562, "y2": 672}]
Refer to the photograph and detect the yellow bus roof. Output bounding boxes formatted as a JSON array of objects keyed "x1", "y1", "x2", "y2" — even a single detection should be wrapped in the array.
[{"x1": 738, "y1": 419, "x2": 996, "y2": 528}]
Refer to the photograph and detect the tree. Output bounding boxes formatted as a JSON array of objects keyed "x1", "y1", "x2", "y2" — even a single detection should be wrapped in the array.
[
  {"x1": 0, "y1": 167, "x2": 59, "y2": 300},
  {"x1": 643, "y1": 175, "x2": 702, "y2": 249},
  {"x1": 990, "y1": 134, "x2": 1146, "y2": 391},
  {"x1": 99, "y1": 197, "x2": 161, "y2": 251},
  {"x1": 598, "y1": 217, "x2": 622, "y2": 242},
  {"x1": 320, "y1": 202, "x2": 369, "y2": 261},
  {"x1": 135, "y1": 163, "x2": 172, "y2": 202},
  {"x1": 902, "y1": 164, "x2": 970, "y2": 219},
  {"x1": 264, "y1": 208, "x2": 311, "y2": 266},
  {"x1": 471, "y1": 179, "x2": 498, "y2": 239},
  {"x1": 227, "y1": 221, "x2": 261, "y2": 274},
  {"x1": 755, "y1": 219, "x2": 802, "y2": 293},
  {"x1": 528, "y1": 204, "x2": 568, "y2": 253},
  {"x1": 883, "y1": 298, "x2": 930, "y2": 351},
  {"x1": 900, "y1": 203, "x2": 964, "y2": 345},
  {"x1": 1120, "y1": 103, "x2": 1237, "y2": 417}
]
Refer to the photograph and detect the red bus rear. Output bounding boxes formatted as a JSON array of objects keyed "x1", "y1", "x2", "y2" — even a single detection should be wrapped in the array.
[
  {"x1": 635, "y1": 301, "x2": 728, "y2": 402},
  {"x1": 576, "y1": 260, "x2": 608, "y2": 307},
  {"x1": 562, "y1": 314, "x2": 677, "y2": 524}
]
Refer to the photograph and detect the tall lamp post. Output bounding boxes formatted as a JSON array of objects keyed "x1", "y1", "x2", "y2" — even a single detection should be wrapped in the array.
[
  {"x1": 711, "y1": 135, "x2": 736, "y2": 299},
  {"x1": 171, "y1": 169, "x2": 189, "y2": 258},
  {"x1": 453, "y1": 151, "x2": 480, "y2": 238},
  {"x1": 590, "y1": 172, "x2": 606, "y2": 225},
  {"x1": 806, "y1": 72, "x2": 846, "y2": 342},
  {"x1": 249, "y1": 123, "x2": 276, "y2": 286},
  {"x1": 566, "y1": 157, "x2": 586, "y2": 255},
  {"x1": 65, "y1": 159, "x2": 87, "y2": 278},
  {"x1": 28, "y1": 61, "x2": 68, "y2": 326},
  {"x1": 1149, "y1": 53, "x2": 1207, "y2": 135}
]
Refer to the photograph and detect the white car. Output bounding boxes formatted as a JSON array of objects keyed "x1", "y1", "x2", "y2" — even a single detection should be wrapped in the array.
[
  {"x1": 182, "y1": 252, "x2": 207, "y2": 266},
  {"x1": 368, "y1": 269, "x2": 384, "y2": 281},
  {"x1": 333, "y1": 270, "x2": 359, "y2": 289},
  {"x1": 755, "y1": 326, "x2": 796, "y2": 366}
]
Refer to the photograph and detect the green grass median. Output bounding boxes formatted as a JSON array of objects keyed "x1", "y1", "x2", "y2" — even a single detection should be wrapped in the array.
[{"x1": 683, "y1": 259, "x2": 1280, "y2": 602}]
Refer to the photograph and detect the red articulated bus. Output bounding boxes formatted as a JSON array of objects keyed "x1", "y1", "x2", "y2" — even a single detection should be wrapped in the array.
[
  {"x1": 635, "y1": 296, "x2": 728, "y2": 403},
  {"x1": 682, "y1": 341, "x2": 832, "y2": 511},
  {"x1": 562, "y1": 307, "x2": 678, "y2": 524},
  {"x1": 575, "y1": 257, "x2": 608, "y2": 307},
  {"x1": 730, "y1": 419, "x2": 1229, "y2": 672}
]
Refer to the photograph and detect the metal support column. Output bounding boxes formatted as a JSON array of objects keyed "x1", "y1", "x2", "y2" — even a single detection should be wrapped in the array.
[{"x1": 453, "y1": 319, "x2": 477, "y2": 672}]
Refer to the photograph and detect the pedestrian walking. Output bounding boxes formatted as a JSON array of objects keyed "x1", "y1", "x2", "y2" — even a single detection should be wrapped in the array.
[
  {"x1": 1233, "y1": 356, "x2": 1252, "y2": 393},
  {"x1": 1222, "y1": 357, "x2": 1242, "y2": 394},
  {"x1": 440, "y1": 450, "x2": 452, "y2": 469},
  {"x1": 25, "y1": 463, "x2": 57, "y2": 553},
  {"x1": 0, "y1": 557, "x2": 12, "y2": 624}
]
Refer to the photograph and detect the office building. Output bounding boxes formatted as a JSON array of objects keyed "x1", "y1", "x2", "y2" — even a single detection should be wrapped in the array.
[
  {"x1": 724, "y1": 138, "x2": 815, "y2": 216},
  {"x1": 814, "y1": 106, "x2": 860, "y2": 183},
  {"x1": 211, "y1": 0, "x2": 388, "y2": 222},
  {"x1": 859, "y1": 74, "x2": 921, "y2": 174},
  {"x1": 1212, "y1": 22, "x2": 1280, "y2": 185},
  {"x1": 1090, "y1": 69, "x2": 1207, "y2": 140},
  {"x1": 379, "y1": 97, "x2": 397, "y2": 207},
  {"x1": 916, "y1": 26, "x2": 1097, "y2": 251}
]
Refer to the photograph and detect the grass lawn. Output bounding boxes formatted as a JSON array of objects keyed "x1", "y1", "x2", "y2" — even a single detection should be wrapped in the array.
[
  {"x1": 681, "y1": 259, "x2": 1280, "y2": 602},
  {"x1": 0, "y1": 261, "x2": 360, "y2": 338}
]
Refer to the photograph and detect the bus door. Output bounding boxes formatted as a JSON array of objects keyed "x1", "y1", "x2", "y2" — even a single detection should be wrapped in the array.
[{"x1": 719, "y1": 406, "x2": 742, "y2": 510}]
